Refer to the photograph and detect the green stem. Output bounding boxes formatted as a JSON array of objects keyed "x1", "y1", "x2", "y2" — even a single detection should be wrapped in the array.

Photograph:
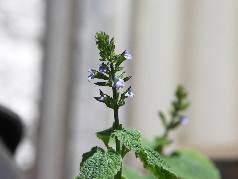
[
  {"x1": 113, "y1": 88, "x2": 122, "y2": 179},
  {"x1": 163, "y1": 128, "x2": 169, "y2": 138},
  {"x1": 114, "y1": 106, "x2": 119, "y2": 129}
]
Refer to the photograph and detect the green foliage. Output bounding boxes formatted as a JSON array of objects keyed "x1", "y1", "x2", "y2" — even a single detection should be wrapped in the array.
[
  {"x1": 112, "y1": 128, "x2": 142, "y2": 154},
  {"x1": 155, "y1": 85, "x2": 190, "y2": 153},
  {"x1": 162, "y1": 150, "x2": 220, "y2": 179},
  {"x1": 76, "y1": 32, "x2": 220, "y2": 179},
  {"x1": 170, "y1": 85, "x2": 190, "y2": 118},
  {"x1": 78, "y1": 148, "x2": 121, "y2": 179},
  {"x1": 123, "y1": 149, "x2": 221, "y2": 179},
  {"x1": 151, "y1": 86, "x2": 220, "y2": 179},
  {"x1": 123, "y1": 167, "x2": 156, "y2": 179},
  {"x1": 96, "y1": 126, "x2": 114, "y2": 147},
  {"x1": 95, "y1": 32, "x2": 115, "y2": 61},
  {"x1": 137, "y1": 147, "x2": 177, "y2": 179},
  {"x1": 76, "y1": 32, "x2": 180, "y2": 179},
  {"x1": 80, "y1": 147, "x2": 102, "y2": 168}
]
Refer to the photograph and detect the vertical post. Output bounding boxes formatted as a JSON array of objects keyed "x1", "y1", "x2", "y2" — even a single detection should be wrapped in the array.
[{"x1": 35, "y1": 0, "x2": 77, "y2": 178}]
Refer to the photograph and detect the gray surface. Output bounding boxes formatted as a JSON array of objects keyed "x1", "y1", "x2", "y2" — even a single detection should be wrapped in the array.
[{"x1": 0, "y1": 143, "x2": 21, "y2": 179}]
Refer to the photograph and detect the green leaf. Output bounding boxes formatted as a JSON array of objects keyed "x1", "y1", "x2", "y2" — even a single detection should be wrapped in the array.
[
  {"x1": 118, "y1": 98, "x2": 126, "y2": 107},
  {"x1": 94, "y1": 82, "x2": 109, "y2": 86},
  {"x1": 120, "y1": 86, "x2": 133, "y2": 103},
  {"x1": 162, "y1": 149, "x2": 220, "y2": 179},
  {"x1": 136, "y1": 147, "x2": 177, "y2": 179},
  {"x1": 175, "y1": 85, "x2": 188, "y2": 99},
  {"x1": 123, "y1": 76, "x2": 132, "y2": 82},
  {"x1": 167, "y1": 120, "x2": 181, "y2": 130},
  {"x1": 155, "y1": 137, "x2": 172, "y2": 146},
  {"x1": 94, "y1": 71, "x2": 109, "y2": 80},
  {"x1": 159, "y1": 111, "x2": 167, "y2": 127},
  {"x1": 123, "y1": 167, "x2": 156, "y2": 179},
  {"x1": 78, "y1": 148, "x2": 122, "y2": 179},
  {"x1": 95, "y1": 32, "x2": 115, "y2": 61},
  {"x1": 80, "y1": 147, "x2": 103, "y2": 168},
  {"x1": 104, "y1": 95, "x2": 116, "y2": 109},
  {"x1": 96, "y1": 127, "x2": 114, "y2": 147},
  {"x1": 154, "y1": 137, "x2": 173, "y2": 153},
  {"x1": 118, "y1": 71, "x2": 126, "y2": 79},
  {"x1": 115, "y1": 54, "x2": 126, "y2": 68},
  {"x1": 180, "y1": 102, "x2": 190, "y2": 111},
  {"x1": 112, "y1": 128, "x2": 142, "y2": 153},
  {"x1": 94, "y1": 95, "x2": 116, "y2": 109}
]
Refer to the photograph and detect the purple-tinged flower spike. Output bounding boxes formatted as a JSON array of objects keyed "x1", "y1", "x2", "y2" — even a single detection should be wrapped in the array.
[
  {"x1": 180, "y1": 116, "x2": 189, "y2": 125},
  {"x1": 114, "y1": 77, "x2": 125, "y2": 90},
  {"x1": 124, "y1": 50, "x2": 132, "y2": 60},
  {"x1": 99, "y1": 63, "x2": 107, "y2": 73},
  {"x1": 125, "y1": 86, "x2": 134, "y2": 98},
  {"x1": 88, "y1": 69, "x2": 94, "y2": 81}
]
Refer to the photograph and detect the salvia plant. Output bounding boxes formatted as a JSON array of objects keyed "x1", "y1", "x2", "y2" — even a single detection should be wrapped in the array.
[
  {"x1": 154, "y1": 85, "x2": 190, "y2": 154},
  {"x1": 74, "y1": 32, "x2": 178, "y2": 179},
  {"x1": 124, "y1": 86, "x2": 220, "y2": 179},
  {"x1": 154, "y1": 86, "x2": 221, "y2": 179}
]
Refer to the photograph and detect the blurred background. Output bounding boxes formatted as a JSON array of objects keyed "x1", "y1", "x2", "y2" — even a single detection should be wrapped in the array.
[{"x1": 0, "y1": 0, "x2": 238, "y2": 178}]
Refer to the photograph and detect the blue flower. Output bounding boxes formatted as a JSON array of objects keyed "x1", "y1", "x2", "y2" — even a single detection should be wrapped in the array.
[
  {"x1": 98, "y1": 96, "x2": 104, "y2": 102},
  {"x1": 99, "y1": 63, "x2": 107, "y2": 73},
  {"x1": 124, "y1": 50, "x2": 132, "y2": 60},
  {"x1": 180, "y1": 116, "x2": 189, "y2": 125},
  {"x1": 114, "y1": 77, "x2": 125, "y2": 90},
  {"x1": 88, "y1": 69, "x2": 94, "y2": 81},
  {"x1": 125, "y1": 86, "x2": 134, "y2": 98}
]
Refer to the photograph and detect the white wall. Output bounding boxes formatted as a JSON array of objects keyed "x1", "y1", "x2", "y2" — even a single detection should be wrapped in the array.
[{"x1": 131, "y1": 0, "x2": 238, "y2": 158}]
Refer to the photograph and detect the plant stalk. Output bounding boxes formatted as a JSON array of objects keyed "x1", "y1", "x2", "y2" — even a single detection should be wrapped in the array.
[{"x1": 113, "y1": 88, "x2": 122, "y2": 179}]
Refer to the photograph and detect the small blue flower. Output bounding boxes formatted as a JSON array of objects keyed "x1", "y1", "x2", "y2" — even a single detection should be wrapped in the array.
[
  {"x1": 125, "y1": 87, "x2": 134, "y2": 98},
  {"x1": 114, "y1": 77, "x2": 125, "y2": 90},
  {"x1": 98, "y1": 96, "x2": 104, "y2": 102},
  {"x1": 99, "y1": 63, "x2": 107, "y2": 73},
  {"x1": 124, "y1": 50, "x2": 132, "y2": 60},
  {"x1": 88, "y1": 69, "x2": 94, "y2": 81},
  {"x1": 180, "y1": 116, "x2": 189, "y2": 125}
]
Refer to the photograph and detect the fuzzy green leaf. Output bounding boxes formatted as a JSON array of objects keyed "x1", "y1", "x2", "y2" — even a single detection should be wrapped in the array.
[
  {"x1": 77, "y1": 148, "x2": 122, "y2": 179},
  {"x1": 80, "y1": 147, "x2": 103, "y2": 168},
  {"x1": 162, "y1": 149, "x2": 220, "y2": 179},
  {"x1": 112, "y1": 128, "x2": 142, "y2": 153},
  {"x1": 136, "y1": 147, "x2": 177, "y2": 179}
]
